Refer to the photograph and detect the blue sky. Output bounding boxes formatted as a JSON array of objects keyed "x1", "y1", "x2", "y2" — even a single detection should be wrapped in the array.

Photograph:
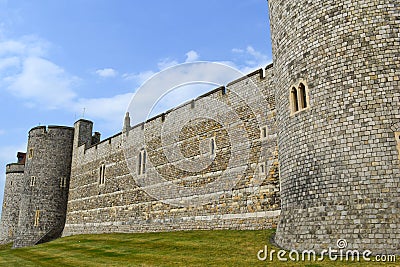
[{"x1": 0, "y1": 0, "x2": 272, "y2": 213}]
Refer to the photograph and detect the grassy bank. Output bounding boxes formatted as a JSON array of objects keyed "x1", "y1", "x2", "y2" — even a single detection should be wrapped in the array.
[{"x1": 0, "y1": 230, "x2": 398, "y2": 266}]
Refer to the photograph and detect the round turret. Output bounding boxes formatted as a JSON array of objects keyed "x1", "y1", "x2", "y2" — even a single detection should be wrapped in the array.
[
  {"x1": 13, "y1": 126, "x2": 74, "y2": 248},
  {"x1": 268, "y1": 0, "x2": 399, "y2": 254},
  {"x1": 0, "y1": 163, "x2": 24, "y2": 244}
]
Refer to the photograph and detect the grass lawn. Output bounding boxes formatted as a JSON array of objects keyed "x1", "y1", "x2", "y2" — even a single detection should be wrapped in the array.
[{"x1": 0, "y1": 230, "x2": 398, "y2": 266}]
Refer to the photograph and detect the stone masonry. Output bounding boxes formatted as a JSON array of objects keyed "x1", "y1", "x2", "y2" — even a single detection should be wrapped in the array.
[
  {"x1": 269, "y1": 0, "x2": 399, "y2": 254},
  {"x1": 0, "y1": 1, "x2": 398, "y2": 255},
  {"x1": 13, "y1": 126, "x2": 74, "y2": 248},
  {"x1": 63, "y1": 67, "x2": 280, "y2": 236},
  {"x1": 0, "y1": 164, "x2": 24, "y2": 244}
]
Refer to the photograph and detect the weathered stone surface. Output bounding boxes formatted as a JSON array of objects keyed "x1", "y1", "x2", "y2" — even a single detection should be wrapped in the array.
[
  {"x1": 63, "y1": 68, "x2": 280, "y2": 237},
  {"x1": 12, "y1": 126, "x2": 74, "y2": 248},
  {"x1": 0, "y1": 164, "x2": 24, "y2": 244},
  {"x1": 269, "y1": 0, "x2": 400, "y2": 255},
  {"x1": 1, "y1": 1, "x2": 398, "y2": 254}
]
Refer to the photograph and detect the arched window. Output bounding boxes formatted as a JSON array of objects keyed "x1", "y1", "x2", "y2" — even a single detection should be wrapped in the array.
[
  {"x1": 291, "y1": 87, "x2": 299, "y2": 113},
  {"x1": 290, "y1": 81, "x2": 309, "y2": 114},
  {"x1": 298, "y1": 83, "x2": 307, "y2": 109}
]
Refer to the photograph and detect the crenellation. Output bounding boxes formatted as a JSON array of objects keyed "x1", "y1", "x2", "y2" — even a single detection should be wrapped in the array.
[
  {"x1": 60, "y1": 67, "x2": 280, "y2": 238},
  {"x1": 0, "y1": 1, "x2": 398, "y2": 254}
]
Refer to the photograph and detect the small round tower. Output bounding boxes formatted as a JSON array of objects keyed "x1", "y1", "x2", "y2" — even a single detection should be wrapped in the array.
[
  {"x1": 268, "y1": 0, "x2": 399, "y2": 254},
  {"x1": 13, "y1": 125, "x2": 74, "y2": 248},
  {"x1": 0, "y1": 161, "x2": 25, "y2": 244}
]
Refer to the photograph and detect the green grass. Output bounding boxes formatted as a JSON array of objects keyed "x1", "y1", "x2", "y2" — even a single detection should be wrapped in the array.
[{"x1": 0, "y1": 230, "x2": 398, "y2": 266}]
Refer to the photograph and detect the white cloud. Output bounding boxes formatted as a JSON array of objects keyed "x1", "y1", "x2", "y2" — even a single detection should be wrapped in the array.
[
  {"x1": 95, "y1": 68, "x2": 118, "y2": 78},
  {"x1": 5, "y1": 57, "x2": 78, "y2": 109},
  {"x1": 122, "y1": 70, "x2": 155, "y2": 85},
  {"x1": 123, "y1": 50, "x2": 200, "y2": 86},
  {"x1": 185, "y1": 50, "x2": 199, "y2": 62},
  {"x1": 231, "y1": 45, "x2": 271, "y2": 73},
  {"x1": 73, "y1": 93, "x2": 134, "y2": 130},
  {"x1": 0, "y1": 35, "x2": 77, "y2": 109},
  {"x1": 126, "y1": 62, "x2": 244, "y2": 125},
  {"x1": 0, "y1": 38, "x2": 271, "y2": 135},
  {"x1": 158, "y1": 50, "x2": 200, "y2": 70},
  {"x1": 157, "y1": 58, "x2": 179, "y2": 70},
  {"x1": 121, "y1": 47, "x2": 271, "y2": 125},
  {"x1": 0, "y1": 36, "x2": 49, "y2": 57},
  {"x1": 0, "y1": 56, "x2": 19, "y2": 71},
  {"x1": 231, "y1": 48, "x2": 244, "y2": 53}
]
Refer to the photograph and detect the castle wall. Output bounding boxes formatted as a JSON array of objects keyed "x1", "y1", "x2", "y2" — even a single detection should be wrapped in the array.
[
  {"x1": 63, "y1": 67, "x2": 281, "y2": 236},
  {"x1": 0, "y1": 164, "x2": 24, "y2": 244},
  {"x1": 13, "y1": 126, "x2": 74, "y2": 248},
  {"x1": 269, "y1": 0, "x2": 400, "y2": 254}
]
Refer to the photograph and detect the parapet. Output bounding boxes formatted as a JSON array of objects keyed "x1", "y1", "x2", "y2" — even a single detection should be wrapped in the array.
[
  {"x1": 6, "y1": 163, "x2": 25, "y2": 174},
  {"x1": 29, "y1": 125, "x2": 74, "y2": 136}
]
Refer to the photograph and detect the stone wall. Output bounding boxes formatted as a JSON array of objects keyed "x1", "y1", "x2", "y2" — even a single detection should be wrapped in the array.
[
  {"x1": 14, "y1": 126, "x2": 74, "y2": 248},
  {"x1": 0, "y1": 164, "x2": 24, "y2": 244},
  {"x1": 63, "y1": 66, "x2": 281, "y2": 236},
  {"x1": 269, "y1": 0, "x2": 400, "y2": 254}
]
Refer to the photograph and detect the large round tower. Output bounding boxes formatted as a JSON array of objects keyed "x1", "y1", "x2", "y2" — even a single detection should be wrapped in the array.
[
  {"x1": 268, "y1": 0, "x2": 399, "y2": 254},
  {"x1": 0, "y1": 162, "x2": 24, "y2": 244},
  {"x1": 13, "y1": 126, "x2": 74, "y2": 248}
]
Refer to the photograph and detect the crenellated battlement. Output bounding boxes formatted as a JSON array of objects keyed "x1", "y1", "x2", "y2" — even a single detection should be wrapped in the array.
[
  {"x1": 29, "y1": 125, "x2": 74, "y2": 136},
  {"x1": 77, "y1": 65, "x2": 275, "y2": 157},
  {"x1": 5, "y1": 163, "x2": 24, "y2": 174},
  {"x1": 1, "y1": 1, "x2": 398, "y2": 252},
  {"x1": 64, "y1": 64, "x2": 280, "y2": 238}
]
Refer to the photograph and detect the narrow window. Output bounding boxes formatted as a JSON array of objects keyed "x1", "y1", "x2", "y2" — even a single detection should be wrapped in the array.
[
  {"x1": 102, "y1": 165, "x2": 105, "y2": 184},
  {"x1": 99, "y1": 164, "x2": 106, "y2": 185},
  {"x1": 99, "y1": 166, "x2": 102, "y2": 184},
  {"x1": 34, "y1": 210, "x2": 40, "y2": 227},
  {"x1": 210, "y1": 137, "x2": 216, "y2": 155},
  {"x1": 8, "y1": 228, "x2": 13, "y2": 237},
  {"x1": 142, "y1": 150, "x2": 146, "y2": 174},
  {"x1": 298, "y1": 83, "x2": 307, "y2": 109},
  {"x1": 291, "y1": 87, "x2": 299, "y2": 113},
  {"x1": 260, "y1": 126, "x2": 268, "y2": 140},
  {"x1": 138, "y1": 152, "x2": 142, "y2": 175},
  {"x1": 60, "y1": 177, "x2": 67, "y2": 188},
  {"x1": 259, "y1": 162, "x2": 266, "y2": 175},
  {"x1": 395, "y1": 132, "x2": 400, "y2": 161},
  {"x1": 138, "y1": 150, "x2": 146, "y2": 175},
  {"x1": 30, "y1": 176, "x2": 36, "y2": 187},
  {"x1": 28, "y1": 148, "x2": 34, "y2": 159}
]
